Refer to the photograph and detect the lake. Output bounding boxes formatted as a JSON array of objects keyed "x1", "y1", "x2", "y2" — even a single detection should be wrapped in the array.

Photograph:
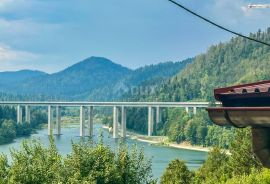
[{"x1": 0, "y1": 124, "x2": 207, "y2": 179}]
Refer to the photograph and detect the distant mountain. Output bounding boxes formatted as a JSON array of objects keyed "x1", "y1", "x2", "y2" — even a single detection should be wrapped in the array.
[
  {"x1": 19, "y1": 57, "x2": 132, "y2": 99},
  {"x1": 125, "y1": 58, "x2": 193, "y2": 86},
  {"x1": 0, "y1": 56, "x2": 193, "y2": 100},
  {"x1": 0, "y1": 70, "x2": 47, "y2": 85},
  {"x1": 0, "y1": 70, "x2": 47, "y2": 92}
]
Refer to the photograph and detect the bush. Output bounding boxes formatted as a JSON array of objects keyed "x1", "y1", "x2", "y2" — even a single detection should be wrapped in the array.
[
  {"x1": 160, "y1": 159, "x2": 193, "y2": 184},
  {"x1": 0, "y1": 137, "x2": 157, "y2": 184}
]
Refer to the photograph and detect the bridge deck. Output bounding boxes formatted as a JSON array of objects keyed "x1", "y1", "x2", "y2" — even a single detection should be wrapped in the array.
[{"x1": 0, "y1": 101, "x2": 220, "y2": 107}]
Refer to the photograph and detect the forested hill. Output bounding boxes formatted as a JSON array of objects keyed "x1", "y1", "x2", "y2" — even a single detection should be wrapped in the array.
[
  {"x1": 123, "y1": 58, "x2": 193, "y2": 87},
  {"x1": 0, "y1": 70, "x2": 47, "y2": 91},
  {"x1": 0, "y1": 57, "x2": 192, "y2": 101},
  {"x1": 150, "y1": 28, "x2": 270, "y2": 102},
  {"x1": 124, "y1": 28, "x2": 270, "y2": 148}
]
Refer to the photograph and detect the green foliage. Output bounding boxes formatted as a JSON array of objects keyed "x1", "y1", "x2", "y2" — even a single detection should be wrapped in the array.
[
  {"x1": 160, "y1": 128, "x2": 264, "y2": 184},
  {"x1": 0, "y1": 138, "x2": 156, "y2": 184},
  {"x1": 194, "y1": 129, "x2": 262, "y2": 184},
  {"x1": 226, "y1": 128, "x2": 262, "y2": 176},
  {"x1": 8, "y1": 138, "x2": 62, "y2": 184},
  {"x1": 0, "y1": 120, "x2": 16, "y2": 144},
  {"x1": 194, "y1": 148, "x2": 230, "y2": 184},
  {"x1": 0, "y1": 154, "x2": 8, "y2": 184},
  {"x1": 225, "y1": 168, "x2": 270, "y2": 184},
  {"x1": 160, "y1": 159, "x2": 194, "y2": 184},
  {"x1": 0, "y1": 106, "x2": 47, "y2": 145}
]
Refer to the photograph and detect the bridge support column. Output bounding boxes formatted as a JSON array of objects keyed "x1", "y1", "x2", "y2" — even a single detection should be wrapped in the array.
[
  {"x1": 17, "y1": 105, "x2": 22, "y2": 124},
  {"x1": 113, "y1": 106, "x2": 119, "y2": 138},
  {"x1": 193, "y1": 107, "x2": 197, "y2": 115},
  {"x1": 148, "y1": 106, "x2": 154, "y2": 136},
  {"x1": 80, "y1": 106, "x2": 85, "y2": 137},
  {"x1": 156, "y1": 106, "x2": 161, "y2": 124},
  {"x1": 185, "y1": 107, "x2": 189, "y2": 114},
  {"x1": 88, "y1": 106, "x2": 94, "y2": 137},
  {"x1": 56, "y1": 106, "x2": 61, "y2": 135},
  {"x1": 121, "y1": 106, "x2": 126, "y2": 138},
  {"x1": 25, "y1": 105, "x2": 30, "y2": 123},
  {"x1": 48, "y1": 105, "x2": 53, "y2": 135}
]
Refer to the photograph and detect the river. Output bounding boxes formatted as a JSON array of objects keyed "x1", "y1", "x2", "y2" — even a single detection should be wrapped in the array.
[{"x1": 0, "y1": 124, "x2": 207, "y2": 179}]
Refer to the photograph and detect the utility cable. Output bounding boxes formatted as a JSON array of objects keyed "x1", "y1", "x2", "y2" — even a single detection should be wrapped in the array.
[{"x1": 168, "y1": 0, "x2": 270, "y2": 47}]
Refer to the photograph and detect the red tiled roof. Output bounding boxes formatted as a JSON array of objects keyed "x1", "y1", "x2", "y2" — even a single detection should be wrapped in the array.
[{"x1": 214, "y1": 80, "x2": 270, "y2": 101}]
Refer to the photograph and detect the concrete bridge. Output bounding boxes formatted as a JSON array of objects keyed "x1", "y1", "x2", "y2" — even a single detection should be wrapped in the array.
[{"x1": 0, "y1": 101, "x2": 217, "y2": 138}]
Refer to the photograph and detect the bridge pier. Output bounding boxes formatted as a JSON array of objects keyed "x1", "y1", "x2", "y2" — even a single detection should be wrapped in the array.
[
  {"x1": 80, "y1": 106, "x2": 85, "y2": 137},
  {"x1": 88, "y1": 106, "x2": 94, "y2": 137},
  {"x1": 185, "y1": 107, "x2": 189, "y2": 114},
  {"x1": 25, "y1": 105, "x2": 30, "y2": 123},
  {"x1": 156, "y1": 106, "x2": 161, "y2": 124},
  {"x1": 56, "y1": 106, "x2": 61, "y2": 135},
  {"x1": 121, "y1": 106, "x2": 126, "y2": 138},
  {"x1": 48, "y1": 105, "x2": 53, "y2": 135},
  {"x1": 17, "y1": 105, "x2": 22, "y2": 124},
  {"x1": 193, "y1": 107, "x2": 197, "y2": 115},
  {"x1": 148, "y1": 106, "x2": 154, "y2": 136},
  {"x1": 113, "y1": 106, "x2": 119, "y2": 138}
]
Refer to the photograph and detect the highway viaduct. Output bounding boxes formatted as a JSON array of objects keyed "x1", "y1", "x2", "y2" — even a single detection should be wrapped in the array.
[{"x1": 0, "y1": 101, "x2": 218, "y2": 138}]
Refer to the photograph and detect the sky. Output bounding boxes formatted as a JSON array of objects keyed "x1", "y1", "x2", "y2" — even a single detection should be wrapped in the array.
[{"x1": 0, "y1": 0, "x2": 269, "y2": 73}]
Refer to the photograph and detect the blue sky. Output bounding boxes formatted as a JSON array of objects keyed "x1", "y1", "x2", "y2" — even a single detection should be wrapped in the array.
[{"x1": 0, "y1": 0, "x2": 269, "y2": 73}]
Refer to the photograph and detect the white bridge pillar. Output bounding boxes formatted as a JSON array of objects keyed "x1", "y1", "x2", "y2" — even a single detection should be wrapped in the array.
[
  {"x1": 121, "y1": 106, "x2": 126, "y2": 138},
  {"x1": 48, "y1": 105, "x2": 53, "y2": 135},
  {"x1": 17, "y1": 105, "x2": 22, "y2": 124},
  {"x1": 148, "y1": 106, "x2": 154, "y2": 136},
  {"x1": 56, "y1": 106, "x2": 61, "y2": 135},
  {"x1": 88, "y1": 106, "x2": 94, "y2": 137},
  {"x1": 80, "y1": 106, "x2": 86, "y2": 137},
  {"x1": 193, "y1": 107, "x2": 197, "y2": 115},
  {"x1": 185, "y1": 107, "x2": 189, "y2": 114},
  {"x1": 25, "y1": 105, "x2": 30, "y2": 123},
  {"x1": 113, "y1": 106, "x2": 119, "y2": 138},
  {"x1": 156, "y1": 106, "x2": 161, "y2": 124}
]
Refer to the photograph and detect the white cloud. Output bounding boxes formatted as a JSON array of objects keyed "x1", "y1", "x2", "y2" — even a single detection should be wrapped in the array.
[
  {"x1": 0, "y1": 0, "x2": 34, "y2": 12},
  {"x1": 0, "y1": 44, "x2": 40, "y2": 71},
  {"x1": 205, "y1": 0, "x2": 270, "y2": 33}
]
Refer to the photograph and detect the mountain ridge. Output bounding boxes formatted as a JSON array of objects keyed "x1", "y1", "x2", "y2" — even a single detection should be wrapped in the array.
[{"x1": 0, "y1": 56, "x2": 192, "y2": 100}]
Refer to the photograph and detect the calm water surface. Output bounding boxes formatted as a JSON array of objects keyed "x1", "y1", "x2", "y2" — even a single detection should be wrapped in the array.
[{"x1": 0, "y1": 124, "x2": 207, "y2": 179}]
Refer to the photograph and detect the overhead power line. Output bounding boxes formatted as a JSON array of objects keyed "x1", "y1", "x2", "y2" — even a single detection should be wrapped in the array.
[
  {"x1": 248, "y1": 4, "x2": 270, "y2": 9},
  {"x1": 167, "y1": 0, "x2": 270, "y2": 47}
]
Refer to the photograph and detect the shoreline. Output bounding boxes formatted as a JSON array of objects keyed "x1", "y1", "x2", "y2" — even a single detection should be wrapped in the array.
[{"x1": 102, "y1": 125, "x2": 210, "y2": 153}]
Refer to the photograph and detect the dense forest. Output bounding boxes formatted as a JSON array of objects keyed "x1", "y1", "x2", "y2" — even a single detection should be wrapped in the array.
[{"x1": 122, "y1": 28, "x2": 270, "y2": 149}]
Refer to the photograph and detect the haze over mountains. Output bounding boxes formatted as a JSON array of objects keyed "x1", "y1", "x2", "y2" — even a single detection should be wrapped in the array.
[{"x1": 0, "y1": 57, "x2": 192, "y2": 100}]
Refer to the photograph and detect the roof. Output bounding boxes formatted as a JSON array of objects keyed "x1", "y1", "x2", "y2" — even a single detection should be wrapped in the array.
[{"x1": 213, "y1": 80, "x2": 270, "y2": 107}]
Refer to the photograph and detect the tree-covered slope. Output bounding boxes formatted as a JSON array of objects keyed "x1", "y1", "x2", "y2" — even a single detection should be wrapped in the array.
[
  {"x1": 125, "y1": 58, "x2": 193, "y2": 87},
  {"x1": 0, "y1": 70, "x2": 47, "y2": 92},
  {"x1": 124, "y1": 28, "x2": 270, "y2": 148},
  {"x1": 154, "y1": 28, "x2": 270, "y2": 102}
]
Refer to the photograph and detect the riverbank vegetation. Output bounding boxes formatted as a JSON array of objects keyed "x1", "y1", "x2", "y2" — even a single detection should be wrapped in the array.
[
  {"x1": 0, "y1": 128, "x2": 268, "y2": 184},
  {"x1": 161, "y1": 128, "x2": 266, "y2": 184},
  {"x1": 0, "y1": 106, "x2": 47, "y2": 145}
]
